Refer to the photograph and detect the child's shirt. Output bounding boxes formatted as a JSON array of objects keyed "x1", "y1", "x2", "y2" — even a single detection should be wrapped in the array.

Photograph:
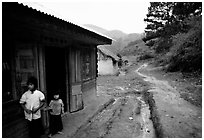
[
  {"x1": 49, "y1": 99, "x2": 64, "y2": 115},
  {"x1": 19, "y1": 90, "x2": 45, "y2": 121}
]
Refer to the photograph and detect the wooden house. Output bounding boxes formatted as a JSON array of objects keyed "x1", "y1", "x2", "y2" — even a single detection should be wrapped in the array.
[
  {"x1": 2, "y1": 2, "x2": 112, "y2": 137},
  {"x1": 97, "y1": 46, "x2": 119, "y2": 75}
]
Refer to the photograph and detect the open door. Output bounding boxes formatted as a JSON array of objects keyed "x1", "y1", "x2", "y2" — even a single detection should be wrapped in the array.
[
  {"x1": 69, "y1": 49, "x2": 84, "y2": 113},
  {"x1": 70, "y1": 84, "x2": 83, "y2": 112},
  {"x1": 45, "y1": 47, "x2": 67, "y2": 112}
]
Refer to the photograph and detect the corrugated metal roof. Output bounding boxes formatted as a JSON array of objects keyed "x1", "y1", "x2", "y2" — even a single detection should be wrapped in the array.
[{"x1": 21, "y1": 2, "x2": 113, "y2": 41}]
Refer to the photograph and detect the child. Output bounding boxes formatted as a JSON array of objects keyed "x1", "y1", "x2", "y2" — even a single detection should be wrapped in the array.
[
  {"x1": 19, "y1": 76, "x2": 45, "y2": 138},
  {"x1": 48, "y1": 91, "x2": 64, "y2": 137}
]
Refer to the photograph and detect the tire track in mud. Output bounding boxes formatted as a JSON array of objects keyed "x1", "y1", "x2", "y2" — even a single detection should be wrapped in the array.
[
  {"x1": 72, "y1": 93, "x2": 155, "y2": 138},
  {"x1": 136, "y1": 63, "x2": 164, "y2": 137}
]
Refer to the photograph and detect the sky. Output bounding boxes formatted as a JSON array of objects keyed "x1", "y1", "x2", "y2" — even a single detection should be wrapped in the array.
[{"x1": 23, "y1": 0, "x2": 150, "y2": 34}]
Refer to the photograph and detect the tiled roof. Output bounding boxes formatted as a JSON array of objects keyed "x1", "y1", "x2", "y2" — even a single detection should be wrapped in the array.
[{"x1": 98, "y1": 46, "x2": 119, "y2": 61}]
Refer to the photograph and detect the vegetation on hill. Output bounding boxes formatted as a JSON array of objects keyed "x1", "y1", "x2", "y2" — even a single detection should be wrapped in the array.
[
  {"x1": 157, "y1": 16, "x2": 202, "y2": 72},
  {"x1": 120, "y1": 39, "x2": 154, "y2": 61},
  {"x1": 101, "y1": 32, "x2": 144, "y2": 54},
  {"x1": 121, "y1": 2, "x2": 202, "y2": 74},
  {"x1": 83, "y1": 24, "x2": 144, "y2": 54}
]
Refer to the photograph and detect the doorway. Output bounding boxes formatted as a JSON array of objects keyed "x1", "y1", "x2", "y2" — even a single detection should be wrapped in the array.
[{"x1": 45, "y1": 47, "x2": 68, "y2": 112}]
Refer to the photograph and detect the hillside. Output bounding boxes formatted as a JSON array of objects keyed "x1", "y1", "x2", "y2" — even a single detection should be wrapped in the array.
[
  {"x1": 105, "y1": 30, "x2": 127, "y2": 40},
  {"x1": 123, "y1": 15, "x2": 201, "y2": 74},
  {"x1": 83, "y1": 24, "x2": 127, "y2": 39},
  {"x1": 151, "y1": 16, "x2": 202, "y2": 73},
  {"x1": 83, "y1": 24, "x2": 109, "y2": 35},
  {"x1": 83, "y1": 24, "x2": 144, "y2": 54},
  {"x1": 120, "y1": 39, "x2": 154, "y2": 61}
]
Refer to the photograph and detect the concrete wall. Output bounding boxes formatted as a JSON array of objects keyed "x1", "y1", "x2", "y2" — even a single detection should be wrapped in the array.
[{"x1": 98, "y1": 59, "x2": 118, "y2": 75}]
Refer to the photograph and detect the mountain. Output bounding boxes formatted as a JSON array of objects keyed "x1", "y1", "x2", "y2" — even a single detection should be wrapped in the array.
[
  {"x1": 83, "y1": 24, "x2": 127, "y2": 39},
  {"x1": 83, "y1": 24, "x2": 108, "y2": 35},
  {"x1": 83, "y1": 24, "x2": 144, "y2": 54},
  {"x1": 105, "y1": 30, "x2": 127, "y2": 39},
  {"x1": 120, "y1": 39, "x2": 150, "y2": 56}
]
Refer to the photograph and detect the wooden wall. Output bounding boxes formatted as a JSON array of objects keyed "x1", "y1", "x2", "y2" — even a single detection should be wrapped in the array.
[
  {"x1": 2, "y1": 101, "x2": 29, "y2": 137},
  {"x1": 69, "y1": 45, "x2": 98, "y2": 112},
  {"x1": 3, "y1": 3, "x2": 102, "y2": 136}
]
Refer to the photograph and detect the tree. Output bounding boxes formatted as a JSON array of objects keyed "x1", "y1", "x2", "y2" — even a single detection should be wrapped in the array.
[
  {"x1": 144, "y1": 2, "x2": 174, "y2": 32},
  {"x1": 143, "y1": 2, "x2": 202, "y2": 41},
  {"x1": 173, "y1": 2, "x2": 202, "y2": 20}
]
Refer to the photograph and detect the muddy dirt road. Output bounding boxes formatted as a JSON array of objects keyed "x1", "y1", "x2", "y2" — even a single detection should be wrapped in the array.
[
  {"x1": 71, "y1": 63, "x2": 201, "y2": 138},
  {"x1": 71, "y1": 63, "x2": 155, "y2": 138},
  {"x1": 72, "y1": 91, "x2": 155, "y2": 138},
  {"x1": 137, "y1": 63, "x2": 202, "y2": 138}
]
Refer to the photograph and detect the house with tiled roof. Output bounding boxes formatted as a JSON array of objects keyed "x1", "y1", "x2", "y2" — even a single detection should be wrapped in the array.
[{"x1": 97, "y1": 46, "x2": 119, "y2": 75}]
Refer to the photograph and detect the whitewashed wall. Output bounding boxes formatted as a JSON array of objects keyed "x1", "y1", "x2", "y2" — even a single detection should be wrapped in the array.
[{"x1": 98, "y1": 59, "x2": 118, "y2": 75}]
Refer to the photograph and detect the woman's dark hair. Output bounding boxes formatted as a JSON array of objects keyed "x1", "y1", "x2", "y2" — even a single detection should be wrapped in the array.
[{"x1": 27, "y1": 76, "x2": 38, "y2": 89}]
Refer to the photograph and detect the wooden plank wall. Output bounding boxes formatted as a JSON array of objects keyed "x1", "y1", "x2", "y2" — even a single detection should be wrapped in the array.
[{"x1": 2, "y1": 101, "x2": 29, "y2": 138}]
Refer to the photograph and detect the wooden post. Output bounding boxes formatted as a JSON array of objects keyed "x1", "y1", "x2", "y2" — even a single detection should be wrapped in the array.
[
  {"x1": 65, "y1": 48, "x2": 70, "y2": 113},
  {"x1": 37, "y1": 45, "x2": 49, "y2": 132}
]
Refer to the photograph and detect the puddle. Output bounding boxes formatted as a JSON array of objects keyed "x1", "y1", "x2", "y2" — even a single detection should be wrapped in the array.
[{"x1": 135, "y1": 96, "x2": 156, "y2": 138}]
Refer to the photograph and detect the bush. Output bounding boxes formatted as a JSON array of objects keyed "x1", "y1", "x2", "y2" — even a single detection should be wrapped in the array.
[
  {"x1": 153, "y1": 37, "x2": 173, "y2": 54},
  {"x1": 152, "y1": 16, "x2": 202, "y2": 73},
  {"x1": 139, "y1": 53, "x2": 154, "y2": 60},
  {"x1": 167, "y1": 16, "x2": 202, "y2": 72},
  {"x1": 145, "y1": 40, "x2": 155, "y2": 47}
]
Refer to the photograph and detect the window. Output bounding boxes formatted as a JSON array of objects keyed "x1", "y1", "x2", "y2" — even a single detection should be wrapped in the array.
[
  {"x1": 70, "y1": 47, "x2": 95, "y2": 82},
  {"x1": 20, "y1": 56, "x2": 34, "y2": 69},
  {"x1": 15, "y1": 46, "x2": 36, "y2": 99},
  {"x1": 82, "y1": 49, "x2": 92, "y2": 81}
]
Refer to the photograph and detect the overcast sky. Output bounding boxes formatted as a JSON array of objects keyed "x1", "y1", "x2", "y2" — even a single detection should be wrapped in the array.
[{"x1": 23, "y1": 0, "x2": 150, "y2": 34}]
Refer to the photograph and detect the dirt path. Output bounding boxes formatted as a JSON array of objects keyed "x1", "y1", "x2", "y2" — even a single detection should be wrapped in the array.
[
  {"x1": 136, "y1": 63, "x2": 202, "y2": 138},
  {"x1": 72, "y1": 92, "x2": 155, "y2": 138},
  {"x1": 71, "y1": 64, "x2": 156, "y2": 138},
  {"x1": 70, "y1": 63, "x2": 201, "y2": 138}
]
